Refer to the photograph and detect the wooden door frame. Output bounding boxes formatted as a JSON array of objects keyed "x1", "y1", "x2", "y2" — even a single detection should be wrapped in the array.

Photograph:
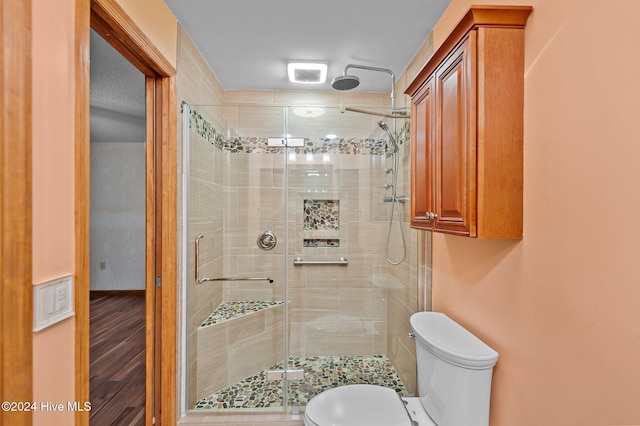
[
  {"x1": 75, "y1": 0, "x2": 177, "y2": 425},
  {"x1": 1, "y1": 0, "x2": 34, "y2": 424}
]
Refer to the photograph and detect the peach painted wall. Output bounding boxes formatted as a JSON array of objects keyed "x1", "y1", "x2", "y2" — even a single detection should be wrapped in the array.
[
  {"x1": 30, "y1": 1, "x2": 177, "y2": 425},
  {"x1": 429, "y1": 0, "x2": 640, "y2": 425},
  {"x1": 32, "y1": 0, "x2": 76, "y2": 423}
]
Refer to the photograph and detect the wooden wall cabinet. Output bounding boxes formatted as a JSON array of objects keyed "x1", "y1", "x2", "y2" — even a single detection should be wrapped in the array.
[{"x1": 406, "y1": 6, "x2": 532, "y2": 238}]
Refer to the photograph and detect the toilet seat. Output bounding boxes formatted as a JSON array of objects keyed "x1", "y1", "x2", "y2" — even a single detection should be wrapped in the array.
[{"x1": 303, "y1": 384, "x2": 424, "y2": 426}]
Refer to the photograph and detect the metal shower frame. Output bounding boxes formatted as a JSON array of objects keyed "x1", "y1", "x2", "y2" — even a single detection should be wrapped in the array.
[{"x1": 334, "y1": 63, "x2": 410, "y2": 119}]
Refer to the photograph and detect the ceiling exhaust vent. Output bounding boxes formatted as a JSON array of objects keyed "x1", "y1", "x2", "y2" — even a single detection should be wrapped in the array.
[{"x1": 287, "y1": 62, "x2": 327, "y2": 84}]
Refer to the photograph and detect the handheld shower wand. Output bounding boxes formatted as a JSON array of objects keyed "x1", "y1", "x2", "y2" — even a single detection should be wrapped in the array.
[{"x1": 378, "y1": 120, "x2": 399, "y2": 155}]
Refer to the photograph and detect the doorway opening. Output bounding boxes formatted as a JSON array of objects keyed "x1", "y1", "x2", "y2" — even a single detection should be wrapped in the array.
[
  {"x1": 88, "y1": 27, "x2": 147, "y2": 424},
  {"x1": 75, "y1": 1, "x2": 178, "y2": 425}
]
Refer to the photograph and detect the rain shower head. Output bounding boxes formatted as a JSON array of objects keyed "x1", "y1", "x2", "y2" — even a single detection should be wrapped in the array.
[
  {"x1": 332, "y1": 64, "x2": 408, "y2": 117},
  {"x1": 332, "y1": 64, "x2": 392, "y2": 93},
  {"x1": 331, "y1": 74, "x2": 360, "y2": 90}
]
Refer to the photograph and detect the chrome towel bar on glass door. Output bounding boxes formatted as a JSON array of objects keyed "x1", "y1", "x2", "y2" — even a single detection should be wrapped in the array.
[
  {"x1": 195, "y1": 234, "x2": 274, "y2": 284},
  {"x1": 293, "y1": 257, "x2": 348, "y2": 266}
]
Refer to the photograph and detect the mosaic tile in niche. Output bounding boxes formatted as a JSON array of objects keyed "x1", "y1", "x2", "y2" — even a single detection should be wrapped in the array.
[
  {"x1": 303, "y1": 239, "x2": 340, "y2": 247},
  {"x1": 303, "y1": 200, "x2": 339, "y2": 231}
]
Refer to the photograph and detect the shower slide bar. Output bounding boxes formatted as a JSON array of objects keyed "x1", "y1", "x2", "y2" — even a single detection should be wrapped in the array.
[
  {"x1": 195, "y1": 234, "x2": 274, "y2": 284},
  {"x1": 293, "y1": 257, "x2": 348, "y2": 266}
]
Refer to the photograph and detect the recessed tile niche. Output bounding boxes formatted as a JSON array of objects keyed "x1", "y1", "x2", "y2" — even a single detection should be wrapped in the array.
[{"x1": 303, "y1": 199, "x2": 340, "y2": 247}]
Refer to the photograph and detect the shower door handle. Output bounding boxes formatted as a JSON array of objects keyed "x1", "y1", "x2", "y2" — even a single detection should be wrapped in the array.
[{"x1": 195, "y1": 233, "x2": 205, "y2": 284}]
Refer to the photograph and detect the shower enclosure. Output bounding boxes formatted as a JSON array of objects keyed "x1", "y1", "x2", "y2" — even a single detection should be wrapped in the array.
[{"x1": 181, "y1": 102, "x2": 416, "y2": 415}]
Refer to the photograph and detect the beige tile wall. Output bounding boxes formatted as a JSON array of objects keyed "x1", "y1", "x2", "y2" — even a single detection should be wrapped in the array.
[
  {"x1": 219, "y1": 92, "x2": 396, "y2": 361},
  {"x1": 176, "y1": 24, "x2": 227, "y2": 408}
]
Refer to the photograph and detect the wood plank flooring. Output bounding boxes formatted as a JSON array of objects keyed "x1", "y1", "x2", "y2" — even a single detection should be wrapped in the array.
[{"x1": 90, "y1": 294, "x2": 145, "y2": 425}]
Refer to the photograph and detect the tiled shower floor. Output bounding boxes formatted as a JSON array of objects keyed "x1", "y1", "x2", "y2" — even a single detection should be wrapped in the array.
[{"x1": 194, "y1": 355, "x2": 406, "y2": 410}]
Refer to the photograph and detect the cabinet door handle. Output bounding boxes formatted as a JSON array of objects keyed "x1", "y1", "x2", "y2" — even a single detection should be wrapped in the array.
[{"x1": 425, "y1": 212, "x2": 438, "y2": 220}]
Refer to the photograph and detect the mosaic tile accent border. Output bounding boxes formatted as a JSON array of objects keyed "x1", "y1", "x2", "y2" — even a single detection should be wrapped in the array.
[
  {"x1": 193, "y1": 355, "x2": 406, "y2": 410},
  {"x1": 186, "y1": 105, "x2": 404, "y2": 155},
  {"x1": 303, "y1": 199, "x2": 339, "y2": 231},
  {"x1": 200, "y1": 301, "x2": 284, "y2": 328},
  {"x1": 396, "y1": 119, "x2": 410, "y2": 147},
  {"x1": 224, "y1": 137, "x2": 387, "y2": 155},
  {"x1": 187, "y1": 105, "x2": 225, "y2": 150}
]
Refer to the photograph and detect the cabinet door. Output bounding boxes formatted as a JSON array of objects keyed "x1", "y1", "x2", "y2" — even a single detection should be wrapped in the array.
[
  {"x1": 434, "y1": 35, "x2": 476, "y2": 236},
  {"x1": 410, "y1": 77, "x2": 435, "y2": 230}
]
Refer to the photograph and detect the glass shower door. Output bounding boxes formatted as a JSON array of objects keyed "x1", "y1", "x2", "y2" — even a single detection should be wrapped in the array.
[
  {"x1": 184, "y1": 103, "x2": 413, "y2": 417},
  {"x1": 283, "y1": 106, "x2": 408, "y2": 410},
  {"x1": 185, "y1": 104, "x2": 289, "y2": 413}
]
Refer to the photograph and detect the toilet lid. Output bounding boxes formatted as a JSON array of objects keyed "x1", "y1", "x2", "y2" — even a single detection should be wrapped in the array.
[{"x1": 304, "y1": 384, "x2": 411, "y2": 426}]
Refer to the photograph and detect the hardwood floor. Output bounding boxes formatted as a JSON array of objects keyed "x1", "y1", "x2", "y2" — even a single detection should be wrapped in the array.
[{"x1": 90, "y1": 294, "x2": 145, "y2": 425}]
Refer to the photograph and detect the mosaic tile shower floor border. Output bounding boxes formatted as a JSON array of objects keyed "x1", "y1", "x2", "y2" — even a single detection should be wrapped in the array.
[{"x1": 193, "y1": 355, "x2": 406, "y2": 411}]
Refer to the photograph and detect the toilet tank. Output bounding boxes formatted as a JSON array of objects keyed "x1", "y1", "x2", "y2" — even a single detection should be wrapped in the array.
[{"x1": 410, "y1": 312, "x2": 499, "y2": 426}]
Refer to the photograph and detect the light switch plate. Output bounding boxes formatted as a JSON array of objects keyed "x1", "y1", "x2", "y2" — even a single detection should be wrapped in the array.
[{"x1": 33, "y1": 275, "x2": 74, "y2": 332}]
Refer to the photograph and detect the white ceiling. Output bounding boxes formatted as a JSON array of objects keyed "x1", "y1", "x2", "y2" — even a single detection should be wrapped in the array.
[{"x1": 164, "y1": 0, "x2": 452, "y2": 92}]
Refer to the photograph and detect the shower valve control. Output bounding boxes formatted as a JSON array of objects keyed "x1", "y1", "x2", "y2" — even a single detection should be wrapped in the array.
[{"x1": 257, "y1": 231, "x2": 277, "y2": 251}]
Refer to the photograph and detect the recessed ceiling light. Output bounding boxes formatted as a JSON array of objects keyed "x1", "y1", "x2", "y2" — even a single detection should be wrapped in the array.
[{"x1": 287, "y1": 62, "x2": 327, "y2": 84}]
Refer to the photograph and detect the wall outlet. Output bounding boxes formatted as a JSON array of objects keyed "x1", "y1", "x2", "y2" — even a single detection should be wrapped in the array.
[{"x1": 33, "y1": 275, "x2": 74, "y2": 332}]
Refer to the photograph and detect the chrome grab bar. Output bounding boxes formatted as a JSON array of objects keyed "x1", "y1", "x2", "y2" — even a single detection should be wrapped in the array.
[
  {"x1": 198, "y1": 276, "x2": 275, "y2": 284},
  {"x1": 195, "y1": 234, "x2": 274, "y2": 284},
  {"x1": 293, "y1": 257, "x2": 348, "y2": 266}
]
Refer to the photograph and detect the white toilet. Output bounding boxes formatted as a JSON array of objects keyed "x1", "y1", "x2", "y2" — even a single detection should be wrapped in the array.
[{"x1": 303, "y1": 312, "x2": 499, "y2": 426}]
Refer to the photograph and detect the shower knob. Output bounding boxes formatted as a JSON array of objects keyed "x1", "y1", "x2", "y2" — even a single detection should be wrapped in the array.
[
  {"x1": 257, "y1": 231, "x2": 277, "y2": 251},
  {"x1": 384, "y1": 183, "x2": 393, "y2": 189}
]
